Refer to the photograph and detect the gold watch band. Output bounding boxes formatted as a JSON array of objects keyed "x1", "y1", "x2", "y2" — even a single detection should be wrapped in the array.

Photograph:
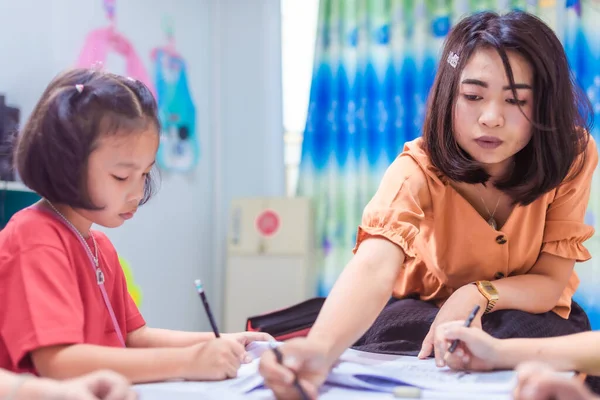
[
  {"x1": 485, "y1": 299, "x2": 496, "y2": 314},
  {"x1": 474, "y1": 280, "x2": 499, "y2": 314}
]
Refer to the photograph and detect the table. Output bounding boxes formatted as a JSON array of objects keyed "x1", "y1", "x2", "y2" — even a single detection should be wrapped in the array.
[{"x1": 134, "y1": 382, "x2": 512, "y2": 399}]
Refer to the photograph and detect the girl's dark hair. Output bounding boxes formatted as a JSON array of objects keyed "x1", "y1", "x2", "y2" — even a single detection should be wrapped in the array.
[
  {"x1": 15, "y1": 68, "x2": 160, "y2": 209},
  {"x1": 422, "y1": 10, "x2": 592, "y2": 205}
]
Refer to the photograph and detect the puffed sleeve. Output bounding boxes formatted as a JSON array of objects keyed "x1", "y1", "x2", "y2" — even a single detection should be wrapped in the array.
[
  {"x1": 541, "y1": 136, "x2": 598, "y2": 261},
  {"x1": 354, "y1": 153, "x2": 432, "y2": 259}
]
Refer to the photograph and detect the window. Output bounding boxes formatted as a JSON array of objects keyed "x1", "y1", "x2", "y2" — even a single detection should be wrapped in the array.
[{"x1": 281, "y1": 0, "x2": 320, "y2": 196}]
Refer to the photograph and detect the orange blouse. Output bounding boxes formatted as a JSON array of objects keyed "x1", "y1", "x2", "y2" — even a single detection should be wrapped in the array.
[{"x1": 355, "y1": 137, "x2": 598, "y2": 318}]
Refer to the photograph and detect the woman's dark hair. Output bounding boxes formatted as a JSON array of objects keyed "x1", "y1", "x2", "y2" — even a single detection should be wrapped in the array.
[
  {"x1": 422, "y1": 10, "x2": 592, "y2": 205},
  {"x1": 15, "y1": 68, "x2": 160, "y2": 209}
]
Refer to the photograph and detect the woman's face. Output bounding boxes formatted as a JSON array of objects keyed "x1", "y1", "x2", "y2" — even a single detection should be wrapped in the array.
[{"x1": 453, "y1": 47, "x2": 534, "y2": 176}]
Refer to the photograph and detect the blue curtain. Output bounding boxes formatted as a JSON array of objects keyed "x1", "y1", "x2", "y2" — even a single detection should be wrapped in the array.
[{"x1": 298, "y1": 0, "x2": 600, "y2": 327}]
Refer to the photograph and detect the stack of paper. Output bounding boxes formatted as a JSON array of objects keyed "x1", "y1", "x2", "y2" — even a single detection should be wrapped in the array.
[
  {"x1": 327, "y1": 353, "x2": 519, "y2": 394},
  {"x1": 134, "y1": 341, "x2": 572, "y2": 399},
  {"x1": 244, "y1": 342, "x2": 519, "y2": 394}
]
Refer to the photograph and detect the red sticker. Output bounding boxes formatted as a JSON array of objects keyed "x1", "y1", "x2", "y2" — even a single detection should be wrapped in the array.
[{"x1": 255, "y1": 209, "x2": 280, "y2": 237}]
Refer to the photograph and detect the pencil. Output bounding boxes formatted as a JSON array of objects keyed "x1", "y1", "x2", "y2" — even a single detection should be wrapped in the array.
[
  {"x1": 270, "y1": 343, "x2": 310, "y2": 400},
  {"x1": 194, "y1": 279, "x2": 220, "y2": 338},
  {"x1": 448, "y1": 304, "x2": 480, "y2": 353}
]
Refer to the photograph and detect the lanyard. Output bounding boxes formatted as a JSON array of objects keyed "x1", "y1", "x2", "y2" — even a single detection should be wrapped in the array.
[{"x1": 33, "y1": 205, "x2": 126, "y2": 348}]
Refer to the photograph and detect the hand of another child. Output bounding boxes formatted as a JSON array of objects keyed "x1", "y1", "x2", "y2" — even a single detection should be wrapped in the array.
[
  {"x1": 258, "y1": 337, "x2": 329, "y2": 400},
  {"x1": 62, "y1": 370, "x2": 137, "y2": 400},
  {"x1": 418, "y1": 284, "x2": 485, "y2": 365},
  {"x1": 433, "y1": 320, "x2": 500, "y2": 371},
  {"x1": 22, "y1": 370, "x2": 136, "y2": 400},
  {"x1": 513, "y1": 362, "x2": 599, "y2": 400}
]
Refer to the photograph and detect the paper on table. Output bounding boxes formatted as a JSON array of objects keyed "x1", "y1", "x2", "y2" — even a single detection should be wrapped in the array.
[
  {"x1": 317, "y1": 386, "x2": 512, "y2": 400},
  {"x1": 330, "y1": 348, "x2": 574, "y2": 394},
  {"x1": 327, "y1": 357, "x2": 520, "y2": 393},
  {"x1": 135, "y1": 341, "x2": 572, "y2": 397},
  {"x1": 211, "y1": 342, "x2": 519, "y2": 394},
  {"x1": 211, "y1": 342, "x2": 520, "y2": 394},
  {"x1": 134, "y1": 343, "x2": 268, "y2": 396}
]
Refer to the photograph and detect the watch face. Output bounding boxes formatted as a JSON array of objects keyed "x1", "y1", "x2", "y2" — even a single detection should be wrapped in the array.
[{"x1": 481, "y1": 281, "x2": 499, "y2": 296}]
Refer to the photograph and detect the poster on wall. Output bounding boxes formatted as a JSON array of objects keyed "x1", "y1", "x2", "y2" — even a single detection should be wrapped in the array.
[
  {"x1": 74, "y1": 0, "x2": 156, "y2": 97},
  {"x1": 151, "y1": 17, "x2": 199, "y2": 173}
]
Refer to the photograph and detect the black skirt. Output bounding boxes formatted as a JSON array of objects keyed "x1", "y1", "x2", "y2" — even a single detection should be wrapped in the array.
[{"x1": 353, "y1": 297, "x2": 600, "y2": 393}]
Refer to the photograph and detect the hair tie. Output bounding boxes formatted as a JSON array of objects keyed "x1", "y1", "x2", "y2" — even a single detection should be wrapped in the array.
[{"x1": 75, "y1": 84, "x2": 84, "y2": 93}]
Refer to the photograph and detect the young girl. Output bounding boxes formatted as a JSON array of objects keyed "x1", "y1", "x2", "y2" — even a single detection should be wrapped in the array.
[
  {"x1": 259, "y1": 10, "x2": 598, "y2": 398},
  {"x1": 0, "y1": 368, "x2": 135, "y2": 400},
  {"x1": 0, "y1": 68, "x2": 271, "y2": 383}
]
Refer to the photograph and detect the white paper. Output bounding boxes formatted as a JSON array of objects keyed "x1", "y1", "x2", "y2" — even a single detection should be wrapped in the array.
[
  {"x1": 241, "y1": 342, "x2": 519, "y2": 393},
  {"x1": 134, "y1": 341, "x2": 571, "y2": 398},
  {"x1": 317, "y1": 386, "x2": 512, "y2": 400},
  {"x1": 134, "y1": 350, "x2": 264, "y2": 396},
  {"x1": 327, "y1": 357, "x2": 519, "y2": 393}
]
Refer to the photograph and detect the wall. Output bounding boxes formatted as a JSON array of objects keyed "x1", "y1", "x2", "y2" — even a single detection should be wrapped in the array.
[
  {"x1": 0, "y1": 0, "x2": 284, "y2": 331},
  {"x1": 210, "y1": 0, "x2": 285, "y2": 326}
]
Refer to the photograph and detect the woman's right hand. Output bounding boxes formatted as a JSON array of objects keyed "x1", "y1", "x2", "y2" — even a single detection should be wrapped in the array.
[
  {"x1": 258, "y1": 338, "x2": 332, "y2": 400},
  {"x1": 182, "y1": 338, "x2": 246, "y2": 381}
]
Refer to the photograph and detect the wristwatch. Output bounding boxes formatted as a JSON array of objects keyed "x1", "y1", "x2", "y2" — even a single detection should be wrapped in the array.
[{"x1": 474, "y1": 280, "x2": 499, "y2": 314}]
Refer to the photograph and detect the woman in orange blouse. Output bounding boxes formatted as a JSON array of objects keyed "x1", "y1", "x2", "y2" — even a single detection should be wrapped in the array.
[{"x1": 260, "y1": 10, "x2": 598, "y2": 399}]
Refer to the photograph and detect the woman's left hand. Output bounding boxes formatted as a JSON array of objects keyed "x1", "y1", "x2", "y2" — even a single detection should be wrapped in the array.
[{"x1": 418, "y1": 284, "x2": 487, "y2": 366}]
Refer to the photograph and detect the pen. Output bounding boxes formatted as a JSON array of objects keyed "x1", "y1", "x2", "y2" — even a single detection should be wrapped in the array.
[
  {"x1": 194, "y1": 279, "x2": 220, "y2": 338},
  {"x1": 448, "y1": 304, "x2": 480, "y2": 353},
  {"x1": 270, "y1": 342, "x2": 310, "y2": 400}
]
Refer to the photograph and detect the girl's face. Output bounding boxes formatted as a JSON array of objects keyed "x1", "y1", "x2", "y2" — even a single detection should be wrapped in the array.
[
  {"x1": 453, "y1": 47, "x2": 534, "y2": 176},
  {"x1": 81, "y1": 126, "x2": 159, "y2": 228}
]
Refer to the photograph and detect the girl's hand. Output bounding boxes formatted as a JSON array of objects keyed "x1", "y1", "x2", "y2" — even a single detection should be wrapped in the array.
[{"x1": 182, "y1": 339, "x2": 245, "y2": 381}]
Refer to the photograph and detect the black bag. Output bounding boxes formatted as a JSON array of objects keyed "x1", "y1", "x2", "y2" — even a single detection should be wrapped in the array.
[{"x1": 246, "y1": 297, "x2": 326, "y2": 341}]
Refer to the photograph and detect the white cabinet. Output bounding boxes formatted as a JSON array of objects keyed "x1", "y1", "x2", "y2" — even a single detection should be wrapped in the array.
[{"x1": 223, "y1": 197, "x2": 315, "y2": 332}]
